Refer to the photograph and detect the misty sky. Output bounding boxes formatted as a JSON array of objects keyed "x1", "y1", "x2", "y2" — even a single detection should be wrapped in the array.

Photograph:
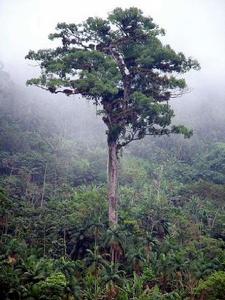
[{"x1": 0, "y1": 0, "x2": 225, "y2": 105}]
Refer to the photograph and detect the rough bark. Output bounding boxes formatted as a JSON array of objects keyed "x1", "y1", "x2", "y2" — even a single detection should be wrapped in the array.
[{"x1": 107, "y1": 142, "x2": 118, "y2": 227}]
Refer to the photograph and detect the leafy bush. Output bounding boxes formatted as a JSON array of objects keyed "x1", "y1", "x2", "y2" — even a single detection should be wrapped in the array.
[{"x1": 195, "y1": 271, "x2": 225, "y2": 299}]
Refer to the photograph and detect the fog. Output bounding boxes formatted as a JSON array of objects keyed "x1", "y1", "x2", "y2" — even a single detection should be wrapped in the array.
[{"x1": 0, "y1": 0, "x2": 225, "y2": 140}]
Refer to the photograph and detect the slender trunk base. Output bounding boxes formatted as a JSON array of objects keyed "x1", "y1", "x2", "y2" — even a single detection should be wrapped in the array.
[{"x1": 107, "y1": 142, "x2": 118, "y2": 227}]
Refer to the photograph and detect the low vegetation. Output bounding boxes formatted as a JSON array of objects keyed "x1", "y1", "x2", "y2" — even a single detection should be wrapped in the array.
[{"x1": 0, "y1": 65, "x2": 225, "y2": 299}]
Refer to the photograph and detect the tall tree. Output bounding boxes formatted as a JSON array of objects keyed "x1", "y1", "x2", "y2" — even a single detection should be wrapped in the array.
[{"x1": 26, "y1": 7, "x2": 199, "y2": 227}]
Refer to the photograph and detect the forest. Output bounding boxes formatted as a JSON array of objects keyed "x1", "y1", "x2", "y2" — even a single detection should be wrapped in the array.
[{"x1": 0, "y1": 3, "x2": 225, "y2": 300}]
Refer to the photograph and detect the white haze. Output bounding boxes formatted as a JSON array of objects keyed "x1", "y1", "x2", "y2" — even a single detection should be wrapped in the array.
[{"x1": 0, "y1": 0, "x2": 225, "y2": 131}]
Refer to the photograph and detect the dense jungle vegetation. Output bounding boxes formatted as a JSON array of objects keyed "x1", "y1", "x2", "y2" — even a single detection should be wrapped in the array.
[
  {"x1": 0, "y1": 9, "x2": 225, "y2": 298},
  {"x1": 0, "y1": 63, "x2": 225, "y2": 300}
]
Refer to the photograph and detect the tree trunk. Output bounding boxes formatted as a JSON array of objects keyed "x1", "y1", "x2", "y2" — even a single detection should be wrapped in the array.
[{"x1": 107, "y1": 142, "x2": 118, "y2": 227}]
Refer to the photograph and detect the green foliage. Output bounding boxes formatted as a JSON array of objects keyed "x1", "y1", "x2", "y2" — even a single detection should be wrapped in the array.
[
  {"x1": 194, "y1": 143, "x2": 225, "y2": 184},
  {"x1": 1, "y1": 54, "x2": 225, "y2": 299},
  {"x1": 195, "y1": 271, "x2": 225, "y2": 299},
  {"x1": 31, "y1": 272, "x2": 66, "y2": 300},
  {"x1": 26, "y1": 7, "x2": 199, "y2": 147}
]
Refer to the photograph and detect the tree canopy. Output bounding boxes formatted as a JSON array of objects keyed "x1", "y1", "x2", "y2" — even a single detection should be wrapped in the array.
[{"x1": 26, "y1": 7, "x2": 200, "y2": 149}]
